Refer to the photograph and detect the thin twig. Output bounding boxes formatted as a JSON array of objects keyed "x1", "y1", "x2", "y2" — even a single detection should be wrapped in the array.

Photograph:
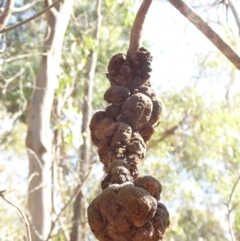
[
  {"x1": 12, "y1": 0, "x2": 43, "y2": 13},
  {"x1": 26, "y1": 148, "x2": 43, "y2": 170},
  {"x1": 228, "y1": 0, "x2": 240, "y2": 36},
  {"x1": 224, "y1": 174, "x2": 240, "y2": 241},
  {"x1": 45, "y1": 165, "x2": 94, "y2": 240},
  {"x1": 0, "y1": 192, "x2": 32, "y2": 241},
  {"x1": 227, "y1": 174, "x2": 240, "y2": 211},
  {"x1": 167, "y1": 0, "x2": 240, "y2": 70},
  {"x1": 128, "y1": 0, "x2": 152, "y2": 57},
  {"x1": 26, "y1": 213, "x2": 44, "y2": 241},
  {"x1": 0, "y1": 53, "x2": 45, "y2": 65},
  {"x1": 52, "y1": 199, "x2": 70, "y2": 241},
  {"x1": 0, "y1": 0, "x2": 63, "y2": 33}
]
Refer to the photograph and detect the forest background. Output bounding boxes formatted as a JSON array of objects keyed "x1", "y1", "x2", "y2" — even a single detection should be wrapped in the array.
[{"x1": 0, "y1": 0, "x2": 240, "y2": 241}]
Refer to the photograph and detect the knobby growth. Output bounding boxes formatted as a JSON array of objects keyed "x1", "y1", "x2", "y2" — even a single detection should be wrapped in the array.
[{"x1": 88, "y1": 1, "x2": 170, "y2": 240}]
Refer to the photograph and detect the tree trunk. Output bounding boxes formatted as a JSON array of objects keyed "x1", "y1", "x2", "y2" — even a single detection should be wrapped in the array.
[
  {"x1": 26, "y1": 1, "x2": 72, "y2": 241},
  {"x1": 70, "y1": 0, "x2": 102, "y2": 240}
]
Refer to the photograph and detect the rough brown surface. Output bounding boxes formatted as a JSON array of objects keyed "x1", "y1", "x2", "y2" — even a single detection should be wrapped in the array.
[
  {"x1": 117, "y1": 93, "x2": 153, "y2": 131},
  {"x1": 104, "y1": 86, "x2": 130, "y2": 104},
  {"x1": 88, "y1": 182, "x2": 169, "y2": 241},
  {"x1": 88, "y1": 47, "x2": 169, "y2": 241},
  {"x1": 134, "y1": 175, "x2": 162, "y2": 201},
  {"x1": 101, "y1": 160, "x2": 133, "y2": 189}
]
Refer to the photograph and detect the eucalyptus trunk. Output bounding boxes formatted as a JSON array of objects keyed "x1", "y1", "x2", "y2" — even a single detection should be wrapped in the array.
[{"x1": 26, "y1": 1, "x2": 72, "y2": 240}]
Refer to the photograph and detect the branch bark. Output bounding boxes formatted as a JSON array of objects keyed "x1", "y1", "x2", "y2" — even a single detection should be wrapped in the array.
[
  {"x1": 167, "y1": 0, "x2": 240, "y2": 70},
  {"x1": 128, "y1": 0, "x2": 152, "y2": 57}
]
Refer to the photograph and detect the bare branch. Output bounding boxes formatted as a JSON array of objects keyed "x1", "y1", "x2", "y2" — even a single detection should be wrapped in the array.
[
  {"x1": 0, "y1": 191, "x2": 32, "y2": 241},
  {"x1": 0, "y1": 0, "x2": 15, "y2": 30},
  {"x1": 0, "y1": 0, "x2": 63, "y2": 34},
  {"x1": 168, "y1": 0, "x2": 240, "y2": 71},
  {"x1": 128, "y1": 0, "x2": 152, "y2": 57},
  {"x1": 12, "y1": 0, "x2": 43, "y2": 13},
  {"x1": 52, "y1": 197, "x2": 70, "y2": 241}
]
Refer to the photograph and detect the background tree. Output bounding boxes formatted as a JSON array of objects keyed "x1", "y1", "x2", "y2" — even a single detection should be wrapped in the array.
[{"x1": 26, "y1": 1, "x2": 72, "y2": 240}]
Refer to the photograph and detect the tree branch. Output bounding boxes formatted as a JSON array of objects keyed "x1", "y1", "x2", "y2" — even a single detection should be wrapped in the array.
[
  {"x1": 128, "y1": 0, "x2": 152, "y2": 57},
  {"x1": 0, "y1": 0, "x2": 63, "y2": 33},
  {"x1": 0, "y1": 191, "x2": 32, "y2": 241},
  {"x1": 12, "y1": 0, "x2": 43, "y2": 13},
  {"x1": 168, "y1": 0, "x2": 240, "y2": 71},
  {"x1": 0, "y1": 0, "x2": 15, "y2": 30}
]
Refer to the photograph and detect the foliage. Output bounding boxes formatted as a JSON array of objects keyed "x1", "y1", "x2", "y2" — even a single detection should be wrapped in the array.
[{"x1": 144, "y1": 87, "x2": 240, "y2": 240}]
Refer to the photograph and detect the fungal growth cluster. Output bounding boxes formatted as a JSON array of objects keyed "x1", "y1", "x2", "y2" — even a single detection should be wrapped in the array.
[
  {"x1": 87, "y1": 1, "x2": 169, "y2": 240},
  {"x1": 88, "y1": 46, "x2": 169, "y2": 241}
]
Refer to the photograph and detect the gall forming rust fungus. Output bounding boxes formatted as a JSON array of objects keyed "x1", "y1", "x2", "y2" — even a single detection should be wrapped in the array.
[{"x1": 88, "y1": 47, "x2": 170, "y2": 241}]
